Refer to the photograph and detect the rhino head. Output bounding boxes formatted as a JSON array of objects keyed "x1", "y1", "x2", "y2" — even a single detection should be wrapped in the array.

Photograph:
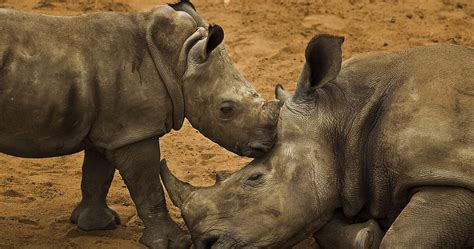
[
  {"x1": 147, "y1": 2, "x2": 279, "y2": 158},
  {"x1": 182, "y1": 25, "x2": 280, "y2": 157},
  {"x1": 161, "y1": 35, "x2": 346, "y2": 248}
]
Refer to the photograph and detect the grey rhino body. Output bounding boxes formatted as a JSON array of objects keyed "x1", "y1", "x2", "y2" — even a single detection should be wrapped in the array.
[
  {"x1": 162, "y1": 36, "x2": 474, "y2": 248},
  {"x1": 0, "y1": 2, "x2": 279, "y2": 248},
  {"x1": 0, "y1": 8, "x2": 173, "y2": 155}
]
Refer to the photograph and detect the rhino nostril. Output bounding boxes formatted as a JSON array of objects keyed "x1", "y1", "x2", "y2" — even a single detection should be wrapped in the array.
[
  {"x1": 250, "y1": 141, "x2": 272, "y2": 151},
  {"x1": 195, "y1": 232, "x2": 241, "y2": 249},
  {"x1": 202, "y1": 236, "x2": 219, "y2": 249},
  {"x1": 197, "y1": 235, "x2": 220, "y2": 249},
  {"x1": 240, "y1": 141, "x2": 273, "y2": 158}
]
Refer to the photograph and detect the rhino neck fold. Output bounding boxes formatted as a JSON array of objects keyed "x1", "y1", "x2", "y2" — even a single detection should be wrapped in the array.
[
  {"x1": 145, "y1": 30, "x2": 185, "y2": 131},
  {"x1": 336, "y1": 73, "x2": 400, "y2": 219}
]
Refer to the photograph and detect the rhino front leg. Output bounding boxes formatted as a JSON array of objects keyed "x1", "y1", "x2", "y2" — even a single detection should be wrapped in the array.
[
  {"x1": 314, "y1": 214, "x2": 384, "y2": 249},
  {"x1": 380, "y1": 186, "x2": 474, "y2": 248},
  {"x1": 70, "y1": 149, "x2": 120, "y2": 230},
  {"x1": 107, "y1": 138, "x2": 191, "y2": 249}
]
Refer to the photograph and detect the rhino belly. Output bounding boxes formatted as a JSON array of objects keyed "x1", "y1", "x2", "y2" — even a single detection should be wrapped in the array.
[
  {"x1": 0, "y1": 39, "x2": 93, "y2": 158},
  {"x1": 0, "y1": 82, "x2": 92, "y2": 157}
]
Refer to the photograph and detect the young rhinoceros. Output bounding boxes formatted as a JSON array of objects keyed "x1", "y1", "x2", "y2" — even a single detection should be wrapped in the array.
[
  {"x1": 0, "y1": 1, "x2": 279, "y2": 248},
  {"x1": 161, "y1": 35, "x2": 474, "y2": 248}
]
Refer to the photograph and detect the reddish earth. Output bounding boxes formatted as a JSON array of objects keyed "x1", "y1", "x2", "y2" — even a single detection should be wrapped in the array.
[{"x1": 0, "y1": 0, "x2": 472, "y2": 248}]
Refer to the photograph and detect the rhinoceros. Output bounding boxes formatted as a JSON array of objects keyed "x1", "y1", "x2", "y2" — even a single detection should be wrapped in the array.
[
  {"x1": 0, "y1": 1, "x2": 279, "y2": 248},
  {"x1": 161, "y1": 35, "x2": 474, "y2": 248}
]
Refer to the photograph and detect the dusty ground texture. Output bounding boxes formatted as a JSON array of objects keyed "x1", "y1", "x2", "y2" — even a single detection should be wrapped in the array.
[{"x1": 0, "y1": 0, "x2": 472, "y2": 248}]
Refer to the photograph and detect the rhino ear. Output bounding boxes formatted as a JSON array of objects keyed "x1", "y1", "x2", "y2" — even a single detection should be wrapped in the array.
[
  {"x1": 205, "y1": 24, "x2": 224, "y2": 56},
  {"x1": 188, "y1": 25, "x2": 224, "y2": 63},
  {"x1": 275, "y1": 84, "x2": 291, "y2": 105},
  {"x1": 295, "y1": 34, "x2": 344, "y2": 98},
  {"x1": 169, "y1": 0, "x2": 208, "y2": 28}
]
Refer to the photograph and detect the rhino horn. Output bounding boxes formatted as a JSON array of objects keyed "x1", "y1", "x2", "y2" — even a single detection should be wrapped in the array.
[
  {"x1": 275, "y1": 84, "x2": 291, "y2": 105},
  {"x1": 160, "y1": 160, "x2": 198, "y2": 209},
  {"x1": 214, "y1": 170, "x2": 233, "y2": 184}
]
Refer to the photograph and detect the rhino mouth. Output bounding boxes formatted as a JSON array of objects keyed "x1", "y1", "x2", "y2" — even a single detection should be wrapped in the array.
[
  {"x1": 240, "y1": 141, "x2": 273, "y2": 158},
  {"x1": 194, "y1": 232, "x2": 241, "y2": 249}
]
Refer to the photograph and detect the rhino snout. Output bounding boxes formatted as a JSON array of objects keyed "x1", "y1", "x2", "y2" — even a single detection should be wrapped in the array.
[
  {"x1": 241, "y1": 140, "x2": 274, "y2": 158},
  {"x1": 241, "y1": 101, "x2": 279, "y2": 157}
]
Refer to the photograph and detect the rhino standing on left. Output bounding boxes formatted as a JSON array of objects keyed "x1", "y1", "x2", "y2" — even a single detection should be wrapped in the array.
[
  {"x1": 162, "y1": 35, "x2": 474, "y2": 248},
  {"x1": 0, "y1": 1, "x2": 279, "y2": 248}
]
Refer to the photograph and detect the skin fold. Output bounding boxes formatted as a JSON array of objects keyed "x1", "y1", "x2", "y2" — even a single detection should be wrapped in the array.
[
  {"x1": 162, "y1": 35, "x2": 473, "y2": 248},
  {"x1": 0, "y1": 1, "x2": 279, "y2": 248}
]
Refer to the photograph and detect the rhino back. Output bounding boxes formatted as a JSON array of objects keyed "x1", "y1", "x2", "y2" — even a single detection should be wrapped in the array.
[
  {"x1": 334, "y1": 44, "x2": 473, "y2": 219},
  {"x1": 373, "y1": 45, "x2": 473, "y2": 207},
  {"x1": 0, "y1": 9, "x2": 172, "y2": 156}
]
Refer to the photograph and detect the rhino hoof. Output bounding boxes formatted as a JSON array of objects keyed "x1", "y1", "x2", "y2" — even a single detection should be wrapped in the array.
[
  {"x1": 139, "y1": 219, "x2": 191, "y2": 249},
  {"x1": 71, "y1": 205, "x2": 121, "y2": 231},
  {"x1": 354, "y1": 219, "x2": 384, "y2": 249},
  {"x1": 354, "y1": 228, "x2": 373, "y2": 249},
  {"x1": 140, "y1": 234, "x2": 191, "y2": 249}
]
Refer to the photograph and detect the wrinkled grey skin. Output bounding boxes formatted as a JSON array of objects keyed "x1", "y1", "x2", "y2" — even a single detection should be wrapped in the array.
[
  {"x1": 0, "y1": 1, "x2": 278, "y2": 248},
  {"x1": 162, "y1": 35, "x2": 474, "y2": 248}
]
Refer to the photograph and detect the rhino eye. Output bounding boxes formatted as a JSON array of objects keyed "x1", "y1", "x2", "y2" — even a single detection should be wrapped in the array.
[
  {"x1": 247, "y1": 173, "x2": 263, "y2": 181},
  {"x1": 220, "y1": 106, "x2": 233, "y2": 115},
  {"x1": 219, "y1": 102, "x2": 235, "y2": 119},
  {"x1": 244, "y1": 173, "x2": 265, "y2": 187}
]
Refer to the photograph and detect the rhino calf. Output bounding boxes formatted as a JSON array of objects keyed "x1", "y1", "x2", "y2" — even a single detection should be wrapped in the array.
[
  {"x1": 162, "y1": 35, "x2": 473, "y2": 248},
  {"x1": 0, "y1": 1, "x2": 279, "y2": 248}
]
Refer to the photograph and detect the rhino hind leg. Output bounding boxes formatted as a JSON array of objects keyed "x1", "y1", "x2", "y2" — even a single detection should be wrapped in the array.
[
  {"x1": 314, "y1": 214, "x2": 383, "y2": 249},
  {"x1": 70, "y1": 149, "x2": 120, "y2": 230},
  {"x1": 380, "y1": 187, "x2": 474, "y2": 248}
]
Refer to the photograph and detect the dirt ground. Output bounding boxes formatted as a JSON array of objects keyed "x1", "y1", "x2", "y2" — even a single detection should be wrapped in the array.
[{"x1": 0, "y1": 0, "x2": 472, "y2": 248}]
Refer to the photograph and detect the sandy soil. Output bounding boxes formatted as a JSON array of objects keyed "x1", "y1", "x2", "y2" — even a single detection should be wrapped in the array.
[{"x1": 0, "y1": 0, "x2": 472, "y2": 248}]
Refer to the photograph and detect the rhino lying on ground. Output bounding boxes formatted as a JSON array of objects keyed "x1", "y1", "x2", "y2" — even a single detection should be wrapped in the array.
[
  {"x1": 162, "y1": 35, "x2": 474, "y2": 248},
  {"x1": 0, "y1": 1, "x2": 279, "y2": 247}
]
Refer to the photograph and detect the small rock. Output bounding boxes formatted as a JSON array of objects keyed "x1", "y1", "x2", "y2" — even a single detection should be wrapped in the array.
[
  {"x1": 18, "y1": 218, "x2": 39, "y2": 226},
  {"x1": 456, "y1": 2, "x2": 465, "y2": 9},
  {"x1": 383, "y1": 42, "x2": 389, "y2": 47},
  {"x1": 2, "y1": 189, "x2": 23, "y2": 197},
  {"x1": 415, "y1": 10, "x2": 424, "y2": 19},
  {"x1": 33, "y1": 0, "x2": 54, "y2": 9},
  {"x1": 406, "y1": 13, "x2": 413, "y2": 19},
  {"x1": 390, "y1": 16, "x2": 396, "y2": 23},
  {"x1": 449, "y1": 37, "x2": 459, "y2": 44}
]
